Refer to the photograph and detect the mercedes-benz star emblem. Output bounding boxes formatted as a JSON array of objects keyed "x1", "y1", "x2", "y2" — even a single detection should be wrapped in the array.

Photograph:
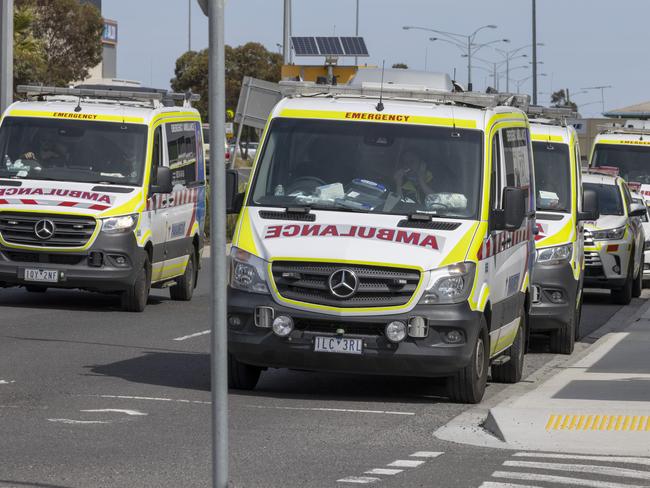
[
  {"x1": 34, "y1": 219, "x2": 56, "y2": 240},
  {"x1": 328, "y1": 269, "x2": 359, "y2": 299}
]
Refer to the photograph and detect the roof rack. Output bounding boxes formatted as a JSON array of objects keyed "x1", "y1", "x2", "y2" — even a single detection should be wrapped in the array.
[
  {"x1": 16, "y1": 85, "x2": 200, "y2": 108},
  {"x1": 597, "y1": 124, "x2": 650, "y2": 136},
  {"x1": 278, "y1": 81, "x2": 530, "y2": 110},
  {"x1": 527, "y1": 105, "x2": 579, "y2": 124}
]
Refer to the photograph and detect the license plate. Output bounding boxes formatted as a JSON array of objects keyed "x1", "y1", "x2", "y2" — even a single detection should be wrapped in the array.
[
  {"x1": 314, "y1": 336, "x2": 363, "y2": 355},
  {"x1": 24, "y1": 268, "x2": 59, "y2": 283}
]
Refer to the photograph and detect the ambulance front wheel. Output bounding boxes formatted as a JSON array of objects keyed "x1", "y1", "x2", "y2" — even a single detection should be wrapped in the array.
[
  {"x1": 632, "y1": 256, "x2": 643, "y2": 298},
  {"x1": 170, "y1": 249, "x2": 197, "y2": 301},
  {"x1": 228, "y1": 354, "x2": 261, "y2": 390},
  {"x1": 612, "y1": 261, "x2": 634, "y2": 305},
  {"x1": 446, "y1": 316, "x2": 489, "y2": 404},
  {"x1": 121, "y1": 255, "x2": 151, "y2": 312},
  {"x1": 492, "y1": 308, "x2": 526, "y2": 381}
]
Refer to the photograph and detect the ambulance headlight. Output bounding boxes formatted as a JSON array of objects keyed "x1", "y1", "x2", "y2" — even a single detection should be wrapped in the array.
[
  {"x1": 229, "y1": 247, "x2": 269, "y2": 294},
  {"x1": 592, "y1": 226, "x2": 625, "y2": 240},
  {"x1": 420, "y1": 262, "x2": 475, "y2": 305},
  {"x1": 536, "y1": 244, "x2": 572, "y2": 264},
  {"x1": 101, "y1": 214, "x2": 138, "y2": 234}
]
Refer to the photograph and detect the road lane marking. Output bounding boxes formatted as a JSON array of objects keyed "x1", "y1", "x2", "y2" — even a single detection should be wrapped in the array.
[
  {"x1": 364, "y1": 469, "x2": 402, "y2": 475},
  {"x1": 410, "y1": 451, "x2": 443, "y2": 458},
  {"x1": 244, "y1": 404, "x2": 415, "y2": 416},
  {"x1": 492, "y1": 470, "x2": 646, "y2": 488},
  {"x1": 48, "y1": 419, "x2": 112, "y2": 424},
  {"x1": 0, "y1": 380, "x2": 15, "y2": 385},
  {"x1": 95, "y1": 395, "x2": 210, "y2": 405},
  {"x1": 337, "y1": 476, "x2": 380, "y2": 484},
  {"x1": 386, "y1": 460, "x2": 425, "y2": 468},
  {"x1": 81, "y1": 409, "x2": 148, "y2": 416},
  {"x1": 513, "y1": 452, "x2": 650, "y2": 466},
  {"x1": 173, "y1": 330, "x2": 211, "y2": 341},
  {"x1": 480, "y1": 483, "x2": 546, "y2": 488},
  {"x1": 503, "y1": 460, "x2": 650, "y2": 480}
]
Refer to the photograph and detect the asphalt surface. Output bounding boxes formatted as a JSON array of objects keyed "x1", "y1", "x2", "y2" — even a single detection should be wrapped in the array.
[{"x1": 0, "y1": 260, "x2": 644, "y2": 488}]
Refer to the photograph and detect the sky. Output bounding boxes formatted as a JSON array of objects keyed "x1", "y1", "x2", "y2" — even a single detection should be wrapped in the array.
[{"x1": 102, "y1": 0, "x2": 650, "y2": 118}]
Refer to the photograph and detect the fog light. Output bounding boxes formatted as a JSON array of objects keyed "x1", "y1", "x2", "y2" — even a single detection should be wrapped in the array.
[
  {"x1": 385, "y1": 321, "x2": 407, "y2": 343},
  {"x1": 408, "y1": 317, "x2": 429, "y2": 338},
  {"x1": 272, "y1": 315, "x2": 294, "y2": 337},
  {"x1": 549, "y1": 290, "x2": 564, "y2": 304},
  {"x1": 613, "y1": 265, "x2": 621, "y2": 274},
  {"x1": 228, "y1": 315, "x2": 242, "y2": 328},
  {"x1": 443, "y1": 329, "x2": 464, "y2": 344},
  {"x1": 254, "y1": 306, "x2": 274, "y2": 328}
]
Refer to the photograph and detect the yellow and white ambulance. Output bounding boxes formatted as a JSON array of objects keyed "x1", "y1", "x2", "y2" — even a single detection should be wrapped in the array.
[
  {"x1": 528, "y1": 113, "x2": 597, "y2": 354},
  {"x1": 0, "y1": 85, "x2": 206, "y2": 311},
  {"x1": 226, "y1": 71, "x2": 536, "y2": 404}
]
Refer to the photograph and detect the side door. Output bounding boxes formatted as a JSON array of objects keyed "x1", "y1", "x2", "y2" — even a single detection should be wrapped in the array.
[
  {"x1": 147, "y1": 125, "x2": 170, "y2": 283},
  {"x1": 163, "y1": 120, "x2": 199, "y2": 279},
  {"x1": 622, "y1": 182, "x2": 643, "y2": 273},
  {"x1": 573, "y1": 139, "x2": 585, "y2": 281}
]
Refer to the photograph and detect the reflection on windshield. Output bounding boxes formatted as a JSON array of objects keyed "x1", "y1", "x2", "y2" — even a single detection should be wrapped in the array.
[
  {"x1": 0, "y1": 117, "x2": 148, "y2": 185},
  {"x1": 584, "y1": 182, "x2": 623, "y2": 216},
  {"x1": 593, "y1": 144, "x2": 650, "y2": 184},
  {"x1": 250, "y1": 118, "x2": 483, "y2": 218},
  {"x1": 532, "y1": 142, "x2": 571, "y2": 212}
]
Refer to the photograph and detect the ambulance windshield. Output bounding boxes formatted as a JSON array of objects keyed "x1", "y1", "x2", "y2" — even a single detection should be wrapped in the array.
[
  {"x1": 593, "y1": 144, "x2": 650, "y2": 184},
  {"x1": 532, "y1": 142, "x2": 571, "y2": 212},
  {"x1": 0, "y1": 117, "x2": 148, "y2": 186},
  {"x1": 250, "y1": 118, "x2": 483, "y2": 219}
]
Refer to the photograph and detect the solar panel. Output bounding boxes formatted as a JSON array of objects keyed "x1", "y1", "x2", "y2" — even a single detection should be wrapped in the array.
[
  {"x1": 291, "y1": 36, "x2": 319, "y2": 56},
  {"x1": 340, "y1": 37, "x2": 369, "y2": 56},
  {"x1": 315, "y1": 37, "x2": 344, "y2": 56}
]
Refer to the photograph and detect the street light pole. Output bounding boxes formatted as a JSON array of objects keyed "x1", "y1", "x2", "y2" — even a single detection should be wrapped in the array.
[
  {"x1": 188, "y1": 0, "x2": 192, "y2": 51},
  {"x1": 467, "y1": 36, "x2": 472, "y2": 90},
  {"x1": 0, "y1": 0, "x2": 13, "y2": 115},
  {"x1": 354, "y1": 0, "x2": 359, "y2": 66},
  {"x1": 532, "y1": 0, "x2": 538, "y2": 104},
  {"x1": 283, "y1": 0, "x2": 291, "y2": 65}
]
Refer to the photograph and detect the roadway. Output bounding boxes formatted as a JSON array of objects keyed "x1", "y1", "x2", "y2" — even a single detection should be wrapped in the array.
[{"x1": 0, "y1": 258, "x2": 645, "y2": 488}]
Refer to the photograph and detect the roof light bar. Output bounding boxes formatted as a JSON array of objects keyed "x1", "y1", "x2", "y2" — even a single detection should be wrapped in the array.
[{"x1": 16, "y1": 85, "x2": 200, "y2": 104}]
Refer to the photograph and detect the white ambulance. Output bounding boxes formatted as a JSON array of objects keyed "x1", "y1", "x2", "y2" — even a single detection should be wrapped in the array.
[
  {"x1": 226, "y1": 71, "x2": 536, "y2": 404},
  {"x1": 528, "y1": 111, "x2": 598, "y2": 354},
  {"x1": 0, "y1": 85, "x2": 206, "y2": 311}
]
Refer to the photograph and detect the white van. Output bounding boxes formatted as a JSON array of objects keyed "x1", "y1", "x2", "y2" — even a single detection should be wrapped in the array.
[
  {"x1": 225, "y1": 71, "x2": 537, "y2": 404},
  {"x1": 0, "y1": 85, "x2": 206, "y2": 311}
]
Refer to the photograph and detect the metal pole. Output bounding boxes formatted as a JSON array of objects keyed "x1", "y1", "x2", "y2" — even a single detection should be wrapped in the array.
[
  {"x1": 493, "y1": 63, "x2": 497, "y2": 91},
  {"x1": 424, "y1": 47, "x2": 428, "y2": 71},
  {"x1": 207, "y1": 0, "x2": 228, "y2": 486},
  {"x1": 0, "y1": 0, "x2": 13, "y2": 115},
  {"x1": 601, "y1": 87, "x2": 605, "y2": 114},
  {"x1": 505, "y1": 55, "x2": 510, "y2": 92},
  {"x1": 532, "y1": 0, "x2": 537, "y2": 104},
  {"x1": 466, "y1": 36, "x2": 472, "y2": 91},
  {"x1": 354, "y1": 0, "x2": 359, "y2": 66},
  {"x1": 283, "y1": 0, "x2": 291, "y2": 65},
  {"x1": 188, "y1": 0, "x2": 192, "y2": 51}
]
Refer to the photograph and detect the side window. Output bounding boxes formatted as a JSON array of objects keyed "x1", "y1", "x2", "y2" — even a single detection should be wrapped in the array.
[
  {"x1": 491, "y1": 132, "x2": 503, "y2": 209},
  {"x1": 166, "y1": 122, "x2": 198, "y2": 187},
  {"x1": 151, "y1": 126, "x2": 163, "y2": 184},
  {"x1": 575, "y1": 142, "x2": 583, "y2": 213},
  {"x1": 502, "y1": 127, "x2": 532, "y2": 212}
]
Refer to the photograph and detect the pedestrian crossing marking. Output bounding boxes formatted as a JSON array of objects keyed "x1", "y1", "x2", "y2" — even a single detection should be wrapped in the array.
[{"x1": 546, "y1": 414, "x2": 650, "y2": 431}]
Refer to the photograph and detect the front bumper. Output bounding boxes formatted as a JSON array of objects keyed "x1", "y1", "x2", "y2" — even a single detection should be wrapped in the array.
[
  {"x1": 529, "y1": 259, "x2": 578, "y2": 331},
  {"x1": 228, "y1": 288, "x2": 483, "y2": 378},
  {"x1": 584, "y1": 241, "x2": 629, "y2": 289},
  {"x1": 0, "y1": 231, "x2": 145, "y2": 292}
]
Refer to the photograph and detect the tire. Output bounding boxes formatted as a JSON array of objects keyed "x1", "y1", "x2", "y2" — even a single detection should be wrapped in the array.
[
  {"x1": 121, "y1": 255, "x2": 151, "y2": 312},
  {"x1": 550, "y1": 304, "x2": 576, "y2": 354},
  {"x1": 25, "y1": 285, "x2": 47, "y2": 293},
  {"x1": 228, "y1": 354, "x2": 261, "y2": 390},
  {"x1": 633, "y1": 257, "x2": 643, "y2": 298},
  {"x1": 611, "y1": 263, "x2": 633, "y2": 305},
  {"x1": 492, "y1": 309, "x2": 526, "y2": 383},
  {"x1": 446, "y1": 316, "x2": 489, "y2": 404},
  {"x1": 170, "y1": 250, "x2": 197, "y2": 301}
]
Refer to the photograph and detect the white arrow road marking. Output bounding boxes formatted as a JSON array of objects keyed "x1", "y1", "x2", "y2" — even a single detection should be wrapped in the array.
[
  {"x1": 364, "y1": 469, "x2": 402, "y2": 475},
  {"x1": 512, "y1": 452, "x2": 650, "y2": 467},
  {"x1": 386, "y1": 460, "x2": 425, "y2": 468},
  {"x1": 410, "y1": 451, "x2": 443, "y2": 458},
  {"x1": 80, "y1": 409, "x2": 147, "y2": 416},
  {"x1": 503, "y1": 460, "x2": 650, "y2": 481},
  {"x1": 48, "y1": 419, "x2": 112, "y2": 424},
  {"x1": 337, "y1": 476, "x2": 381, "y2": 484},
  {"x1": 492, "y1": 470, "x2": 647, "y2": 488},
  {"x1": 173, "y1": 330, "x2": 211, "y2": 341}
]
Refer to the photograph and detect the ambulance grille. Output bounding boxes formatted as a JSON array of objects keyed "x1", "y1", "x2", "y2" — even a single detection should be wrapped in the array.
[
  {"x1": 0, "y1": 213, "x2": 97, "y2": 248},
  {"x1": 271, "y1": 261, "x2": 421, "y2": 308},
  {"x1": 584, "y1": 251, "x2": 602, "y2": 266},
  {"x1": 584, "y1": 230, "x2": 595, "y2": 247}
]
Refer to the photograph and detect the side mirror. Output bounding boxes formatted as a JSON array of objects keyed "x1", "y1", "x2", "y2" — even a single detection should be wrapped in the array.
[
  {"x1": 226, "y1": 169, "x2": 244, "y2": 214},
  {"x1": 578, "y1": 189, "x2": 599, "y2": 221},
  {"x1": 629, "y1": 202, "x2": 647, "y2": 218},
  {"x1": 151, "y1": 166, "x2": 173, "y2": 194},
  {"x1": 503, "y1": 187, "x2": 526, "y2": 230}
]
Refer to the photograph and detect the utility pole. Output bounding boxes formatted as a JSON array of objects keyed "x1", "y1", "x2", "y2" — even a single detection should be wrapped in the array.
[
  {"x1": 188, "y1": 0, "x2": 192, "y2": 51},
  {"x1": 532, "y1": 0, "x2": 538, "y2": 105},
  {"x1": 0, "y1": 0, "x2": 13, "y2": 115},
  {"x1": 197, "y1": 0, "x2": 227, "y2": 486},
  {"x1": 283, "y1": 0, "x2": 291, "y2": 65},
  {"x1": 466, "y1": 36, "x2": 472, "y2": 91},
  {"x1": 354, "y1": 0, "x2": 359, "y2": 66}
]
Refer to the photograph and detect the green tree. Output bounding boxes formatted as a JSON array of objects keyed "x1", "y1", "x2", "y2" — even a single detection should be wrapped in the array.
[
  {"x1": 13, "y1": 4, "x2": 46, "y2": 89},
  {"x1": 550, "y1": 89, "x2": 578, "y2": 110},
  {"x1": 15, "y1": 0, "x2": 103, "y2": 87},
  {"x1": 392, "y1": 63, "x2": 408, "y2": 69},
  {"x1": 171, "y1": 42, "x2": 283, "y2": 121}
]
